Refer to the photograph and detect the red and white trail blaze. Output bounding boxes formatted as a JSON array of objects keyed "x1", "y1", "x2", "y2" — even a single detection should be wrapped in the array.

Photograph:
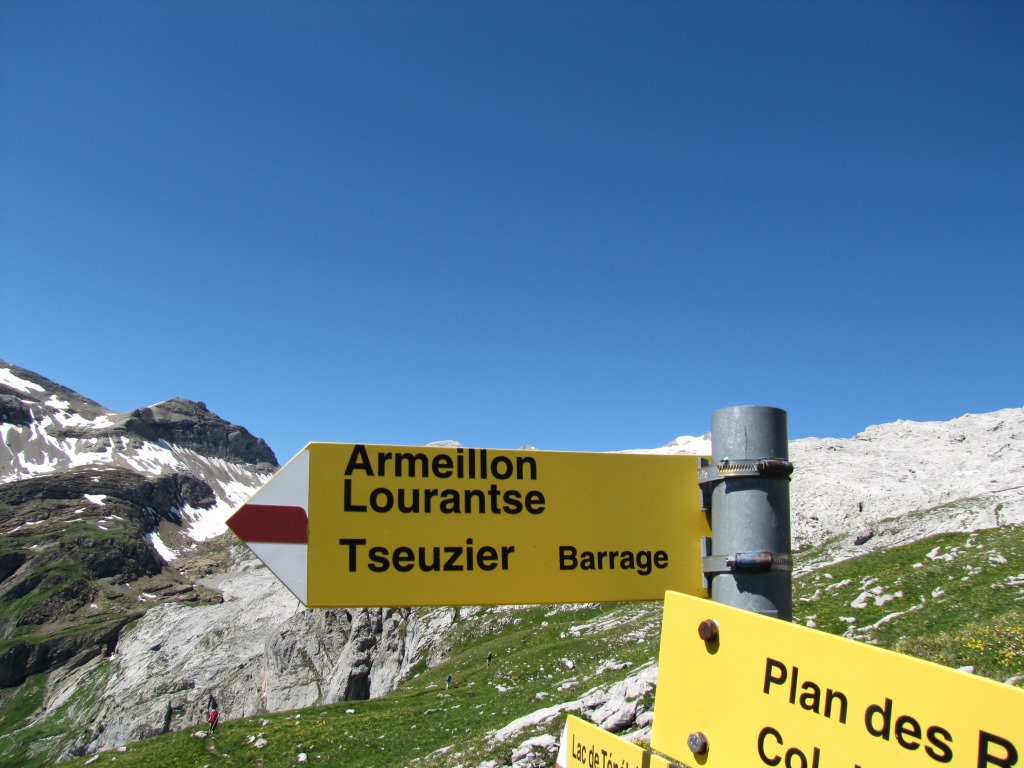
[{"x1": 226, "y1": 449, "x2": 310, "y2": 604}]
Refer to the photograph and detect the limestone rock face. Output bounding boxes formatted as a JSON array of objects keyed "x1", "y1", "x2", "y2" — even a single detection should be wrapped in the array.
[
  {"x1": 261, "y1": 604, "x2": 415, "y2": 710},
  {"x1": 789, "y1": 407, "x2": 1024, "y2": 568},
  {"x1": 49, "y1": 556, "x2": 457, "y2": 757}
]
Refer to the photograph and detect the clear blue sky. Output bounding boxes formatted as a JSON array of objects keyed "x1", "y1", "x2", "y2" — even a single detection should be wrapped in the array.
[{"x1": 2, "y1": 1, "x2": 1022, "y2": 464}]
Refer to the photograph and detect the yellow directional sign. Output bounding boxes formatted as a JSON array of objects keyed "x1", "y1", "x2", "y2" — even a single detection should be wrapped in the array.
[
  {"x1": 557, "y1": 715, "x2": 683, "y2": 768},
  {"x1": 229, "y1": 443, "x2": 709, "y2": 607},
  {"x1": 652, "y1": 590, "x2": 1023, "y2": 768}
]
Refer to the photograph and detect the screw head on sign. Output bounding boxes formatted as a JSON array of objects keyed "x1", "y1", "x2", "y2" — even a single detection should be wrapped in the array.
[
  {"x1": 697, "y1": 619, "x2": 719, "y2": 642},
  {"x1": 687, "y1": 731, "x2": 709, "y2": 755}
]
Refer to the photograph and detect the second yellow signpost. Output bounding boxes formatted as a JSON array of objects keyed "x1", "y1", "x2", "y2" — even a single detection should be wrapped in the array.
[{"x1": 652, "y1": 590, "x2": 1022, "y2": 768}]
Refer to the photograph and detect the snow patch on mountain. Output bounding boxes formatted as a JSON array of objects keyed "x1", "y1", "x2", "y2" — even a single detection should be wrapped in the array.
[
  {"x1": 1, "y1": 362, "x2": 274, "y2": 554},
  {"x1": 0, "y1": 366, "x2": 45, "y2": 394},
  {"x1": 622, "y1": 433, "x2": 712, "y2": 455}
]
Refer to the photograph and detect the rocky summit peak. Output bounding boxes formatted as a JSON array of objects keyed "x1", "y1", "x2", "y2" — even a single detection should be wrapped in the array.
[
  {"x1": 1, "y1": 360, "x2": 278, "y2": 544},
  {"x1": 1, "y1": 359, "x2": 279, "y2": 482},
  {"x1": 109, "y1": 397, "x2": 278, "y2": 466}
]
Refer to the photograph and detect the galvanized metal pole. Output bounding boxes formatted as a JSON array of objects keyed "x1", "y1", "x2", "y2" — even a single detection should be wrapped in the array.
[{"x1": 702, "y1": 405, "x2": 793, "y2": 620}]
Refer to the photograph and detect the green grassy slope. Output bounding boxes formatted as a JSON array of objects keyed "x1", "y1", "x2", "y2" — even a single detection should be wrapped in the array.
[
  {"x1": 52, "y1": 602, "x2": 663, "y2": 767},
  {"x1": 39, "y1": 525, "x2": 1024, "y2": 767},
  {"x1": 793, "y1": 523, "x2": 1024, "y2": 683}
]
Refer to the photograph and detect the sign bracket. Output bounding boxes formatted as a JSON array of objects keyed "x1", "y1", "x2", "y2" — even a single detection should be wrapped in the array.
[
  {"x1": 701, "y1": 551, "x2": 793, "y2": 574},
  {"x1": 697, "y1": 457, "x2": 793, "y2": 512}
]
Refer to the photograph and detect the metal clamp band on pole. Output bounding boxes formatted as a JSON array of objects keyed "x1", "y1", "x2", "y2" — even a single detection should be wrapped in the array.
[
  {"x1": 702, "y1": 406, "x2": 793, "y2": 621},
  {"x1": 702, "y1": 551, "x2": 793, "y2": 575},
  {"x1": 698, "y1": 457, "x2": 794, "y2": 512}
]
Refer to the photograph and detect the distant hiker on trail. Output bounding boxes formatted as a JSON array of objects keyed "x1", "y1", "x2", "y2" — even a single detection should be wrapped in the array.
[
  {"x1": 445, "y1": 673, "x2": 452, "y2": 690},
  {"x1": 208, "y1": 708, "x2": 219, "y2": 732},
  {"x1": 487, "y1": 651, "x2": 492, "y2": 666}
]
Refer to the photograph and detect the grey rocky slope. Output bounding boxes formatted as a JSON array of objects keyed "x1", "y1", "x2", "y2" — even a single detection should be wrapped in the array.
[
  {"x1": 46, "y1": 552, "x2": 456, "y2": 755},
  {"x1": 43, "y1": 550, "x2": 465, "y2": 759},
  {"x1": 626, "y1": 408, "x2": 1024, "y2": 568},
  {"x1": 0, "y1": 361, "x2": 279, "y2": 760},
  {"x1": 788, "y1": 407, "x2": 1024, "y2": 569}
]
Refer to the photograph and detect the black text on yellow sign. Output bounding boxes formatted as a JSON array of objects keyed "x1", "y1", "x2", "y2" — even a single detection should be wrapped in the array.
[
  {"x1": 305, "y1": 443, "x2": 710, "y2": 607},
  {"x1": 652, "y1": 591, "x2": 1023, "y2": 768},
  {"x1": 562, "y1": 715, "x2": 682, "y2": 768}
]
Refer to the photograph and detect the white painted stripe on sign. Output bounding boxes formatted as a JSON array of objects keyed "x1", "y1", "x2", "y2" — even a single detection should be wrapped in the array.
[
  {"x1": 250, "y1": 542, "x2": 308, "y2": 604},
  {"x1": 250, "y1": 448, "x2": 310, "y2": 508}
]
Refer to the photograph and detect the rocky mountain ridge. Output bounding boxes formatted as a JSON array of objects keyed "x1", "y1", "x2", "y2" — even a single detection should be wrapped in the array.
[
  {"x1": 788, "y1": 407, "x2": 1024, "y2": 568},
  {"x1": 625, "y1": 406, "x2": 1024, "y2": 567}
]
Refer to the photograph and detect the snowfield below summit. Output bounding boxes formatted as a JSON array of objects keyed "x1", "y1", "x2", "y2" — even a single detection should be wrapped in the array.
[{"x1": 1, "y1": 362, "x2": 274, "y2": 553}]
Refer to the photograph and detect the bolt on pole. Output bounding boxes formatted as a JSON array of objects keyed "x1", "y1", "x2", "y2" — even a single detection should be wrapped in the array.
[{"x1": 705, "y1": 405, "x2": 793, "y2": 620}]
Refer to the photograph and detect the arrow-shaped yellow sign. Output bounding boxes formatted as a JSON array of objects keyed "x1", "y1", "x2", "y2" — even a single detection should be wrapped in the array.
[{"x1": 228, "y1": 443, "x2": 709, "y2": 607}]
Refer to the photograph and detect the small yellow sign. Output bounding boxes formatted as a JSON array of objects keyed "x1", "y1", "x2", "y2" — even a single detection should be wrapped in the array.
[
  {"x1": 561, "y1": 715, "x2": 683, "y2": 768},
  {"x1": 305, "y1": 443, "x2": 708, "y2": 607},
  {"x1": 652, "y1": 590, "x2": 1023, "y2": 768}
]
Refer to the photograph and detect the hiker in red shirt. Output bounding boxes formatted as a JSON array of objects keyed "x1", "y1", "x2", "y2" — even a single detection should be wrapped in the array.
[{"x1": 208, "y1": 708, "x2": 219, "y2": 732}]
